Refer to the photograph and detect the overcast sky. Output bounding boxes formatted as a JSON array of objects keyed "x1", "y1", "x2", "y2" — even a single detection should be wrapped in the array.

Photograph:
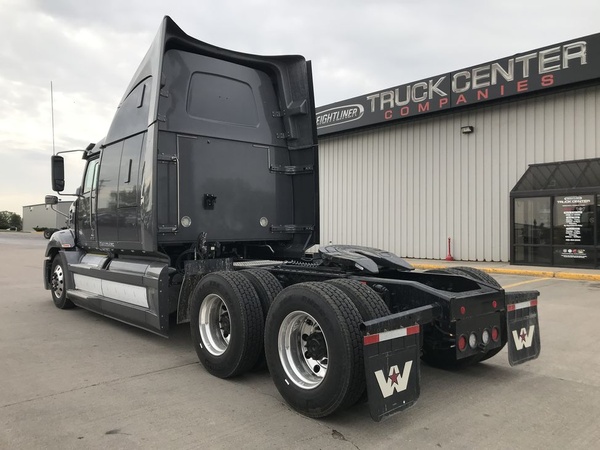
[{"x1": 1, "y1": 0, "x2": 599, "y2": 216}]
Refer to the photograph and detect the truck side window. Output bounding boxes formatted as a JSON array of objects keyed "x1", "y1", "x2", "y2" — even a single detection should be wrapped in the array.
[{"x1": 83, "y1": 159, "x2": 99, "y2": 194}]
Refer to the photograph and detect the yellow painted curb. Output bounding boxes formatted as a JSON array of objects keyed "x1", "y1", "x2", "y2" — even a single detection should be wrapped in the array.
[
  {"x1": 554, "y1": 272, "x2": 600, "y2": 282},
  {"x1": 484, "y1": 267, "x2": 556, "y2": 278},
  {"x1": 410, "y1": 263, "x2": 600, "y2": 282},
  {"x1": 411, "y1": 264, "x2": 447, "y2": 270}
]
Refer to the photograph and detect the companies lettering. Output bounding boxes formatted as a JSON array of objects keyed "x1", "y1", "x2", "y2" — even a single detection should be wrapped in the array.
[{"x1": 367, "y1": 42, "x2": 585, "y2": 119}]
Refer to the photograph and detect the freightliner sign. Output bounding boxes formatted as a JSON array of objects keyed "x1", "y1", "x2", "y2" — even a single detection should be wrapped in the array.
[{"x1": 316, "y1": 33, "x2": 600, "y2": 135}]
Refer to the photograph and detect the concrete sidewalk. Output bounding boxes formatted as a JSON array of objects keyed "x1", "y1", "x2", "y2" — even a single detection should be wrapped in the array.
[{"x1": 406, "y1": 258, "x2": 600, "y2": 282}]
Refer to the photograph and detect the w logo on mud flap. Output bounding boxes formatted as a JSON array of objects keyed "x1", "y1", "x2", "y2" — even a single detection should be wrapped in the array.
[
  {"x1": 374, "y1": 361, "x2": 413, "y2": 398},
  {"x1": 512, "y1": 325, "x2": 535, "y2": 350}
]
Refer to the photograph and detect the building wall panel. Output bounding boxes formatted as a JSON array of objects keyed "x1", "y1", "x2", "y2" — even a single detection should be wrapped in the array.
[{"x1": 319, "y1": 85, "x2": 600, "y2": 261}]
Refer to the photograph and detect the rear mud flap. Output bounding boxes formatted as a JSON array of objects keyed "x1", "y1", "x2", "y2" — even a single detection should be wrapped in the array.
[
  {"x1": 506, "y1": 291, "x2": 541, "y2": 366},
  {"x1": 363, "y1": 325, "x2": 421, "y2": 421},
  {"x1": 361, "y1": 304, "x2": 441, "y2": 421}
]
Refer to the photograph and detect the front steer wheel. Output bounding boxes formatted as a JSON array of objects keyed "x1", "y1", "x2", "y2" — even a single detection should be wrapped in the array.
[
  {"x1": 50, "y1": 256, "x2": 75, "y2": 309},
  {"x1": 265, "y1": 282, "x2": 364, "y2": 418},
  {"x1": 190, "y1": 271, "x2": 264, "y2": 378}
]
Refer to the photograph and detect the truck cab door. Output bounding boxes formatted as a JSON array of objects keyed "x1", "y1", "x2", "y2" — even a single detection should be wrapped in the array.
[{"x1": 76, "y1": 158, "x2": 99, "y2": 248}]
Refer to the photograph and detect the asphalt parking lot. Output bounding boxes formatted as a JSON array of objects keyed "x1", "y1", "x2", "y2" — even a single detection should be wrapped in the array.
[{"x1": 1, "y1": 232, "x2": 599, "y2": 449}]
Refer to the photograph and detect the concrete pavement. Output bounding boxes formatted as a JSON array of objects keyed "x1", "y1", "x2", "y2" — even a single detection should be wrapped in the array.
[{"x1": 2, "y1": 232, "x2": 600, "y2": 449}]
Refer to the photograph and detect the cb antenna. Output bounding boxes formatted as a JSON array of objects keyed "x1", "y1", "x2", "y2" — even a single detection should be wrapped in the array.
[{"x1": 50, "y1": 81, "x2": 56, "y2": 155}]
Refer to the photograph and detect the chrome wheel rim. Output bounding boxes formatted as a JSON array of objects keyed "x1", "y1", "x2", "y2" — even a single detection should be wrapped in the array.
[
  {"x1": 199, "y1": 294, "x2": 231, "y2": 356},
  {"x1": 278, "y1": 311, "x2": 328, "y2": 390},
  {"x1": 51, "y1": 264, "x2": 64, "y2": 299}
]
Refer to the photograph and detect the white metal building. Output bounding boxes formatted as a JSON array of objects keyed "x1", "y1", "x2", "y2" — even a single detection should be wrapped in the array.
[{"x1": 316, "y1": 34, "x2": 600, "y2": 268}]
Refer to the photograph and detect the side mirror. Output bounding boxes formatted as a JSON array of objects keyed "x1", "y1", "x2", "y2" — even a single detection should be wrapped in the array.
[
  {"x1": 51, "y1": 155, "x2": 65, "y2": 192},
  {"x1": 45, "y1": 195, "x2": 59, "y2": 206}
]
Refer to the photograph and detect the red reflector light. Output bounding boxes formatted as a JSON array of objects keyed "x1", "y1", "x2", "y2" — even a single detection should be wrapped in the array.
[
  {"x1": 458, "y1": 335, "x2": 467, "y2": 351},
  {"x1": 492, "y1": 300, "x2": 497, "y2": 309},
  {"x1": 460, "y1": 306, "x2": 466, "y2": 315},
  {"x1": 363, "y1": 334, "x2": 379, "y2": 346},
  {"x1": 491, "y1": 327, "x2": 500, "y2": 342}
]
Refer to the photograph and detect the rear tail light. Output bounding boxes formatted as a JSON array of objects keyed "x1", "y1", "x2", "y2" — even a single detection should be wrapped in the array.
[
  {"x1": 491, "y1": 326, "x2": 500, "y2": 342},
  {"x1": 457, "y1": 335, "x2": 467, "y2": 352}
]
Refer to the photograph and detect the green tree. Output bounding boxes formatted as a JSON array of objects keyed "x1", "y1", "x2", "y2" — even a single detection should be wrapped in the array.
[
  {"x1": 0, "y1": 211, "x2": 22, "y2": 230},
  {"x1": 0, "y1": 211, "x2": 11, "y2": 228},
  {"x1": 9, "y1": 213, "x2": 22, "y2": 230}
]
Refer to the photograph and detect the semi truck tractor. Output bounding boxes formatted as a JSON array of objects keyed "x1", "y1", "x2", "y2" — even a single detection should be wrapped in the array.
[{"x1": 44, "y1": 17, "x2": 541, "y2": 421}]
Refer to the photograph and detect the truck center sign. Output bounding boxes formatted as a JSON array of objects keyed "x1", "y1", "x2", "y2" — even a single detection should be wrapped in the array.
[{"x1": 316, "y1": 33, "x2": 600, "y2": 135}]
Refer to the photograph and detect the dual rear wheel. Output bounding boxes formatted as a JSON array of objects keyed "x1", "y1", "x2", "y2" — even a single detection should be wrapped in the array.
[{"x1": 189, "y1": 272, "x2": 389, "y2": 418}]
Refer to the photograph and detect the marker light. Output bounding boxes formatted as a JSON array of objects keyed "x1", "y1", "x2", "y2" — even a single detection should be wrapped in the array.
[{"x1": 181, "y1": 216, "x2": 192, "y2": 227}]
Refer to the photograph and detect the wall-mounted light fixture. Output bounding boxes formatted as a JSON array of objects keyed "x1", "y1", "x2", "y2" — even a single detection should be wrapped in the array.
[{"x1": 461, "y1": 125, "x2": 474, "y2": 134}]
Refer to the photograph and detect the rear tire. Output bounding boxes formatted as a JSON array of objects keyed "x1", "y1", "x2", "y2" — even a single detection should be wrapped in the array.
[
  {"x1": 448, "y1": 266, "x2": 502, "y2": 288},
  {"x1": 265, "y1": 282, "x2": 364, "y2": 418},
  {"x1": 190, "y1": 271, "x2": 264, "y2": 378},
  {"x1": 239, "y1": 269, "x2": 282, "y2": 317},
  {"x1": 325, "y1": 278, "x2": 389, "y2": 321},
  {"x1": 50, "y1": 256, "x2": 75, "y2": 309},
  {"x1": 427, "y1": 267, "x2": 501, "y2": 289},
  {"x1": 239, "y1": 269, "x2": 283, "y2": 369}
]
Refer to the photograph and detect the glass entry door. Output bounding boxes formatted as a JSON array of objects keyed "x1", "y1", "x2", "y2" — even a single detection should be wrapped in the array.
[{"x1": 513, "y1": 197, "x2": 552, "y2": 265}]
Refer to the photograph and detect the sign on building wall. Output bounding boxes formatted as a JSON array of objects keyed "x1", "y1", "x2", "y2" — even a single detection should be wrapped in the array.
[
  {"x1": 316, "y1": 34, "x2": 600, "y2": 135},
  {"x1": 553, "y1": 195, "x2": 595, "y2": 264}
]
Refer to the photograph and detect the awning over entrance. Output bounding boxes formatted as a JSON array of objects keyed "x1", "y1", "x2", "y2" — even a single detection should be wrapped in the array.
[{"x1": 512, "y1": 158, "x2": 600, "y2": 193}]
